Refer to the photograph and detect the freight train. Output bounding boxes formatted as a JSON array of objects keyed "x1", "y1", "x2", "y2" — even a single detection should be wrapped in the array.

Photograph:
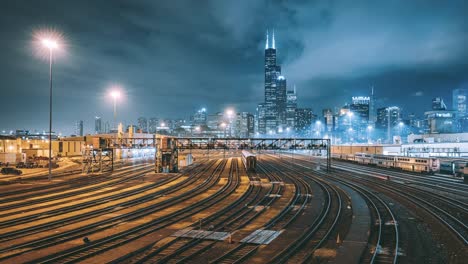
[
  {"x1": 241, "y1": 150, "x2": 257, "y2": 172},
  {"x1": 334, "y1": 153, "x2": 440, "y2": 174}
]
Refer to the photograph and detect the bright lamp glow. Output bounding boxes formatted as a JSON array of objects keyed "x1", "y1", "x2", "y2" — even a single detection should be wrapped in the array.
[
  {"x1": 226, "y1": 109, "x2": 234, "y2": 117},
  {"x1": 110, "y1": 91, "x2": 120, "y2": 99},
  {"x1": 41, "y1": 39, "x2": 58, "y2": 49},
  {"x1": 33, "y1": 28, "x2": 65, "y2": 60}
]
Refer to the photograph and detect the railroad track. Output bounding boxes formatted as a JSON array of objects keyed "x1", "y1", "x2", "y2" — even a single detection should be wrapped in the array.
[
  {"x1": 21, "y1": 159, "x2": 233, "y2": 264},
  {"x1": 209, "y1": 157, "x2": 315, "y2": 263},
  {"x1": 260, "y1": 156, "x2": 344, "y2": 264},
  {"x1": 307, "y1": 165, "x2": 399, "y2": 264},
  {"x1": 0, "y1": 163, "x2": 154, "y2": 213},
  {"x1": 0, "y1": 162, "x2": 153, "y2": 201},
  {"x1": 290, "y1": 156, "x2": 468, "y2": 246},
  {"x1": 0, "y1": 160, "x2": 219, "y2": 261},
  {"x1": 125, "y1": 158, "x2": 287, "y2": 264}
]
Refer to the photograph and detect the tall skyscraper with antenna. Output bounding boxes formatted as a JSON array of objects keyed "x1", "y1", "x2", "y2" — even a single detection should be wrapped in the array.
[{"x1": 260, "y1": 29, "x2": 284, "y2": 134}]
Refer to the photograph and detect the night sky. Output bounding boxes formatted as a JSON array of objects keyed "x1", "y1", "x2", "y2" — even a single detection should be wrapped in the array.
[{"x1": 1, "y1": 0, "x2": 467, "y2": 135}]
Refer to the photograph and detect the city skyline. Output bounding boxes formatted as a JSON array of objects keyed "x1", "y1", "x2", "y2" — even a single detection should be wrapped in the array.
[{"x1": 1, "y1": 1, "x2": 468, "y2": 135}]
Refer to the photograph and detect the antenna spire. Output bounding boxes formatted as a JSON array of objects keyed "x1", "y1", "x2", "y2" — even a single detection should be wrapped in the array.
[
  {"x1": 272, "y1": 29, "x2": 276, "y2": 49},
  {"x1": 265, "y1": 29, "x2": 269, "y2": 49}
]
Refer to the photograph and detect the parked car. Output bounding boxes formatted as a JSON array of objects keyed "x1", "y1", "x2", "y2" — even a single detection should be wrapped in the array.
[{"x1": 1, "y1": 167, "x2": 23, "y2": 175}]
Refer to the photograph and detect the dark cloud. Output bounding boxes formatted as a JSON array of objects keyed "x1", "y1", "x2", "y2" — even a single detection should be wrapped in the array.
[{"x1": 0, "y1": 0, "x2": 467, "y2": 134}]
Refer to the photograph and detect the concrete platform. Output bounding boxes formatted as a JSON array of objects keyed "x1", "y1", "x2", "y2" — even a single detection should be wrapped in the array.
[
  {"x1": 172, "y1": 228, "x2": 230, "y2": 241},
  {"x1": 240, "y1": 229, "x2": 283, "y2": 244},
  {"x1": 330, "y1": 183, "x2": 371, "y2": 264}
]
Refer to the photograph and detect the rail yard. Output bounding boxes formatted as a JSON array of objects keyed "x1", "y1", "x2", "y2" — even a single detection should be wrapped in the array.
[{"x1": 0, "y1": 150, "x2": 467, "y2": 264}]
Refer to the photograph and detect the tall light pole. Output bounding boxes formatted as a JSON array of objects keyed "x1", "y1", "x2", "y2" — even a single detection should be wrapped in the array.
[
  {"x1": 41, "y1": 38, "x2": 58, "y2": 181},
  {"x1": 110, "y1": 90, "x2": 120, "y2": 130}
]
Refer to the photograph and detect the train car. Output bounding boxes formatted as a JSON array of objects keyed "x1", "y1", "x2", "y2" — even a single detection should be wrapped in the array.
[
  {"x1": 394, "y1": 157, "x2": 440, "y2": 173},
  {"x1": 345, "y1": 154, "x2": 356, "y2": 162},
  {"x1": 354, "y1": 153, "x2": 373, "y2": 165},
  {"x1": 241, "y1": 150, "x2": 257, "y2": 172},
  {"x1": 372, "y1": 154, "x2": 396, "y2": 168},
  {"x1": 440, "y1": 159, "x2": 467, "y2": 177}
]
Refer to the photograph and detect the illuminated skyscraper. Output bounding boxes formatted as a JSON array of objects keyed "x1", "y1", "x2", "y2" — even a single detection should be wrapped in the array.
[
  {"x1": 137, "y1": 117, "x2": 148, "y2": 133},
  {"x1": 286, "y1": 87, "x2": 297, "y2": 129},
  {"x1": 350, "y1": 96, "x2": 370, "y2": 123},
  {"x1": 75, "y1": 120, "x2": 84, "y2": 136},
  {"x1": 276, "y1": 75, "x2": 287, "y2": 127},
  {"x1": 452, "y1": 89, "x2": 467, "y2": 116},
  {"x1": 94, "y1": 116, "x2": 102, "y2": 134},
  {"x1": 258, "y1": 29, "x2": 286, "y2": 134},
  {"x1": 294, "y1": 108, "x2": 313, "y2": 133},
  {"x1": 432, "y1": 97, "x2": 447, "y2": 110},
  {"x1": 193, "y1": 108, "x2": 207, "y2": 126},
  {"x1": 148, "y1": 118, "x2": 159, "y2": 133}
]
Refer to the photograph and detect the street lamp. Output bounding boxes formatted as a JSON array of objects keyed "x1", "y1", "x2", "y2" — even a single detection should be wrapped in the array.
[
  {"x1": 110, "y1": 90, "x2": 121, "y2": 130},
  {"x1": 39, "y1": 36, "x2": 59, "y2": 181}
]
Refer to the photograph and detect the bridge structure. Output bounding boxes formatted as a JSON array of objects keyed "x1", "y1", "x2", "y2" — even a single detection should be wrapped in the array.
[{"x1": 81, "y1": 136, "x2": 331, "y2": 174}]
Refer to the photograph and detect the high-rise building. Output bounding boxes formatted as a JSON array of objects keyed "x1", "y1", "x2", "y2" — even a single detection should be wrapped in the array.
[
  {"x1": 432, "y1": 97, "x2": 447, "y2": 110},
  {"x1": 425, "y1": 110, "x2": 457, "y2": 134},
  {"x1": 276, "y1": 76, "x2": 287, "y2": 127},
  {"x1": 193, "y1": 108, "x2": 207, "y2": 126},
  {"x1": 376, "y1": 106, "x2": 401, "y2": 142},
  {"x1": 256, "y1": 104, "x2": 266, "y2": 134},
  {"x1": 294, "y1": 108, "x2": 312, "y2": 133},
  {"x1": 263, "y1": 30, "x2": 282, "y2": 134},
  {"x1": 104, "y1": 121, "x2": 110, "y2": 133},
  {"x1": 137, "y1": 117, "x2": 148, "y2": 133},
  {"x1": 452, "y1": 89, "x2": 467, "y2": 116},
  {"x1": 322, "y1": 108, "x2": 334, "y2": 132},
  {"x1": 286, "y1": 87, "x2": 297, "y2": 129},
  {"x1": 350, "y1": 96, "x2": 370, "y2": 123},
  {"x1": 75, "y1": 120, "x2": 84, "y2": 136},
  {"x1": 148, "y1": 118, "x2": 159, "y2": 133},
  {"x1": 235, "y1": 112, "x2": 254, "y2": 137},
  {"x1": 207, "y1": 112, "x2": 223, "y2": 130},
  {"x1": 95, "y1": 116, "x2": 102, "y2": 134}
]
